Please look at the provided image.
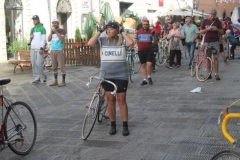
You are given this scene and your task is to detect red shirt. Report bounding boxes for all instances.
[201,18,223,43]
[155,21,161,34]
[135,29,153,51]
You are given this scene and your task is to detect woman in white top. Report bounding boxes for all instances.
[166,22,185,69]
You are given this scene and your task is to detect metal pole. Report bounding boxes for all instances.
[11,10,14,42]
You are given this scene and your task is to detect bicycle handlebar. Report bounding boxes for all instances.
[86,76,117,96]
[222,113,240,144]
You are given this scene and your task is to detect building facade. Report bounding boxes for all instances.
[0,0,237,63]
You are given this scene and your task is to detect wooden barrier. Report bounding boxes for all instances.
[63,39,100,66]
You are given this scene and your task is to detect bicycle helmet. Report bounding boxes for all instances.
[105,20,120,34]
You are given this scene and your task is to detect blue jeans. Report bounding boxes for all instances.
[186,42,196,66]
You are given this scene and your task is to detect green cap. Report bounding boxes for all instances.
[32,15,39,20]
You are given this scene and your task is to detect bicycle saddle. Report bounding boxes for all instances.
[0,78,11,86]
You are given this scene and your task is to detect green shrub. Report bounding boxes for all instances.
[75,27,81,42]
[8,38,31,57]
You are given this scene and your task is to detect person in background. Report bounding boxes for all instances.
[30,15,47,84]
[154,16,162,41]
[223,29,237,60]
[150,25,158,73]
[48,18,66,87]
[135,19,154,85]
[200,9,224,80]
[166,22,185,69]
[184,17,199,69]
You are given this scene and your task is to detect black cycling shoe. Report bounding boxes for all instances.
[148,77,153,85]
[109,125,116,135]
[122,126,130,136]
[140,80,148,86]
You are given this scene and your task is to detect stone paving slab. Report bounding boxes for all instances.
[1,52,240,159]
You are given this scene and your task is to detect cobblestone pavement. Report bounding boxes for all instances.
[1,51,240,160]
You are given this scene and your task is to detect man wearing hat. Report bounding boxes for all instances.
[30,15,47,84]
[48,18,66,87]
[200,9,224,80]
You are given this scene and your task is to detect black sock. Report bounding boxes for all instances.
[62,74,66,82]
[54,73,58,81]
[111,121,116,126]
[123,121,128,127]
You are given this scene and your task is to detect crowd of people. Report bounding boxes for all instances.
[28,8,240,137]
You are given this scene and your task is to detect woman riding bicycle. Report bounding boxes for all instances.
[88,20,134,136]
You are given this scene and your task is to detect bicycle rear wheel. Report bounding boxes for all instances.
[211,150,240,160]
[4,101,37,155]
[82,95,99,140]
[196,57,212,82]
[156,50,167,66]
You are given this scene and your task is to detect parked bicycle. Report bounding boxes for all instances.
[82,76,117,140]
[190,46,205,77]
[156,39,169,66]
[126,48,141,82]
[210,99,240,159]
[0,78,37,155]
[196,46,217,82]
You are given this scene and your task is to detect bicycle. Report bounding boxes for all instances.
[126,48,141,82]
[196,46,217,82]
[0,78,37,155]
[190,46,205,77]
[82,76,117,140]
[210,99,240,159]
[156,39,169,66]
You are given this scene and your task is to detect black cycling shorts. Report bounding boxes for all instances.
[138,50,154,64]
[102,79,128,93]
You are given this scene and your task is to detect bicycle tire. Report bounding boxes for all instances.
[133,53,141,74]
[156,50,167,66]
[190,61,197,77]
[211,150,240,160]
[196,57,212,82]
[97,92,107,123]
[4,101,37,155]
[82,95,99,140]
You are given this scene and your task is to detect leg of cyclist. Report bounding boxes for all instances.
[117,91,129,136]
[138,51,148,85]
[105,91,117,135]
[146,51,153,85]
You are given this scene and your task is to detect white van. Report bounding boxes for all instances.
[231,6,240,24]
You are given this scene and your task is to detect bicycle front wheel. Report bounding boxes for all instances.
[196,57,212,82]
[4,101,37,155]
[97,89,107,123]
[211,150,240,160]
[156,50,167,66]
[82,95,99,140]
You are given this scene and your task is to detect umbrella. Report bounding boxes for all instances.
[100,2,114,23]
[185,9,209,17]
[84,12,98,40]
[162,9,192,16]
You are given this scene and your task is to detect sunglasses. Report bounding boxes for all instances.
[143,24,149,26]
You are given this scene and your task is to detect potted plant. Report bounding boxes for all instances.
[8,38,31,59]
[73,27,82,47]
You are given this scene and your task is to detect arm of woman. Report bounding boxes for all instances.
[87,32,101,47]
[167,31,172,39]
[122,32,134,47]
